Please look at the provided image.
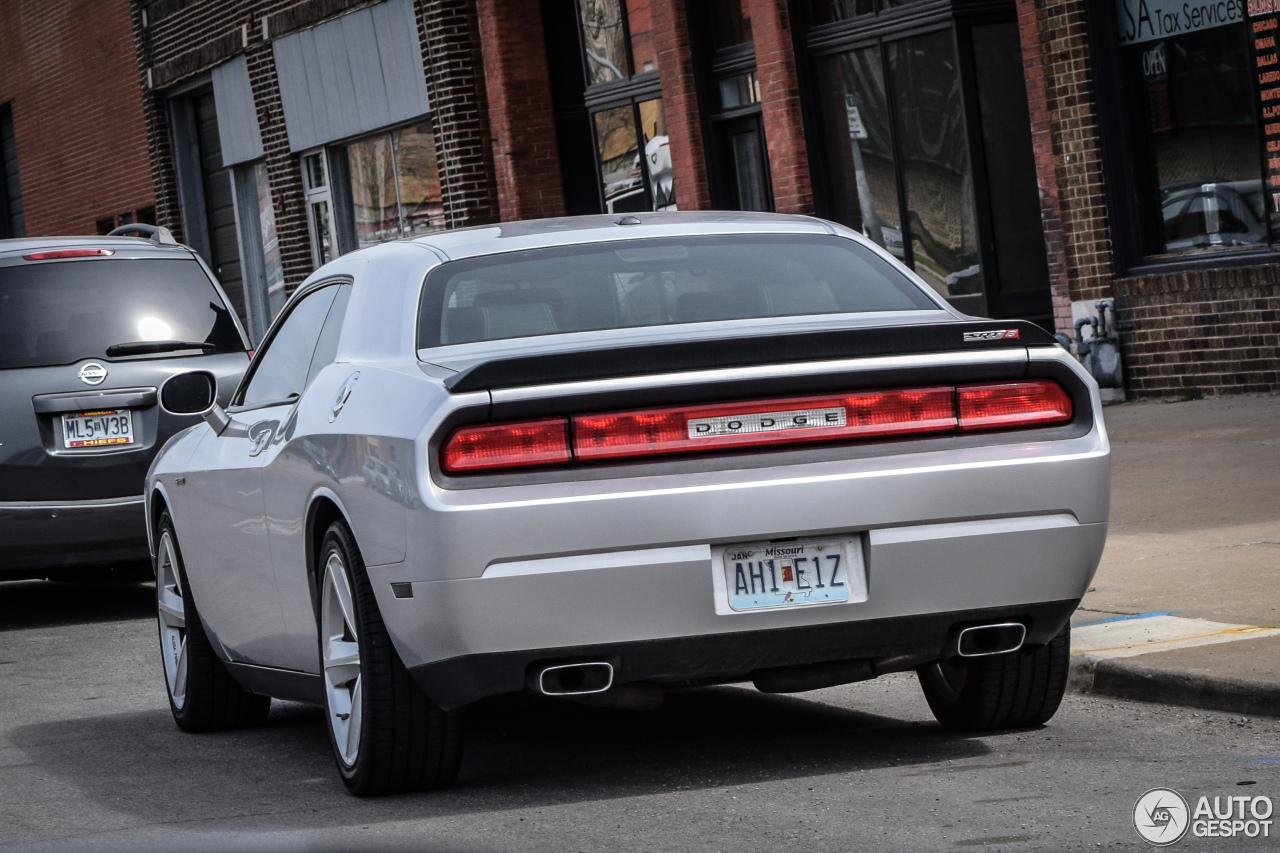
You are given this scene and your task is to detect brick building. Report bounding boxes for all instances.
[129,0,1279,395]
[0,0,156,240]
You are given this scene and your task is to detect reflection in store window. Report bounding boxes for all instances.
[816,47,904,258]
[719,71,761,109]
[347,133,399,248]
[1122,25,1267,255]
[595,106,644,212]
[640,99,676,210]
[253,161,286,321]
[888,33,981,300]
[343,123,445,250]
[579,0,629,84]
[393,123,445,238]
[595,100,677,212]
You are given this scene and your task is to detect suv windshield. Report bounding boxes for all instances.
[0,257,244,369]
[418,234,938,348]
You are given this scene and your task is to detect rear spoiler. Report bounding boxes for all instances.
[444,320,1058,393]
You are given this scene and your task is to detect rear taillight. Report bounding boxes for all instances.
[439,381,1073,474]
[574,387,956,461]
[22,248,115,260]
[441,418,571,473]
[957,380,1073,432]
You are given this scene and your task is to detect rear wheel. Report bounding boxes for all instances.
[155,512,271,732]
[917,623,1070,732]
[319,520,462,796]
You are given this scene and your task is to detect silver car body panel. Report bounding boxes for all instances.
[146,213,1109,702]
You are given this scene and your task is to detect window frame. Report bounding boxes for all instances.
[798,0,1055,323]
[230,277,352,412]
[300,119,445,264]
[1085,0,1280,276]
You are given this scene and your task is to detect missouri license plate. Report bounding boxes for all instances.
[712,535,867,614]
[62,409,135,448]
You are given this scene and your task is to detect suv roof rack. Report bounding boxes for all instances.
[107,223,180,247]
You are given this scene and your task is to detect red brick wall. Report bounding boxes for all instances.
[746,0,813,214]
[418,0,500,228]
[651,0,710,210]
[1114,269,1280,396]
[0,0,154,237]
[475,0,566,221]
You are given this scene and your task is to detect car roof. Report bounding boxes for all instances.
[406,211,838,261]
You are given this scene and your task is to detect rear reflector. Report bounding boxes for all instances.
[574,387,956,462]
[22,248,115,260]
[957,380,1073,432]
[440,381,1073,474]
[441,418,570,473]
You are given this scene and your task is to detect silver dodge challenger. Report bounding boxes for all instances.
[146,212,1109,796]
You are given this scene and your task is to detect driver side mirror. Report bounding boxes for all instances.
[160,371,230,434]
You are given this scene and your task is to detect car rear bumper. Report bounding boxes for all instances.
[371,512,1107,708]
[406,599,1080,710]
[0,496,149,575]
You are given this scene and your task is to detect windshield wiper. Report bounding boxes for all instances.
[105,340,217,357]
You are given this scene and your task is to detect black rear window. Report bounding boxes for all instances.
[418,234,938,348]
[0,257,243,369]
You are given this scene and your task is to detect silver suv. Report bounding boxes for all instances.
[0,226,251,581]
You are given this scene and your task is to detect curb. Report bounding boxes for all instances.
[1069,654,1280,718]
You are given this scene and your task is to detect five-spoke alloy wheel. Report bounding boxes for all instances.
[322,548,363,768]
[156,525,189,710]
[318,520,462,796]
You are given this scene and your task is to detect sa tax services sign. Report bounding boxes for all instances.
[1117,0,1245,44]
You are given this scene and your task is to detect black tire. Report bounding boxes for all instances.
[318,520,462,796]
[917,622,1070,732]
[155,511,271,732]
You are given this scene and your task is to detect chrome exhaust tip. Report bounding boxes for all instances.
[536,662,615,696]
[956,623,1027,657]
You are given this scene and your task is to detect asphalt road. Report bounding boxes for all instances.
[1,579,1278,852]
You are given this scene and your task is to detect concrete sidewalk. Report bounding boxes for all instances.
[1067,392,1280,716]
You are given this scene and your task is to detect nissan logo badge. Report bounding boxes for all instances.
[79,362,108,385]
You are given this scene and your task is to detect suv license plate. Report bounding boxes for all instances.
[713,536,866,613]
[62,409,135,448]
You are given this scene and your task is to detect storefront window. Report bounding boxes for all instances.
[595,105,644,212]
[816,47,903,258]
[343,122,445,250]
[1117,11,1267,257]
[579,0,630,83]
[711,0,752,48]
[347,133,400,248]
[391,123,444,238]
[888,33,981,297]
[719,71,761,110]
[640,99,676,209]
[253,161,286,322]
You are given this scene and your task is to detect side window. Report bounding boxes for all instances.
[306,284,352,387]
[239,286,338,408]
